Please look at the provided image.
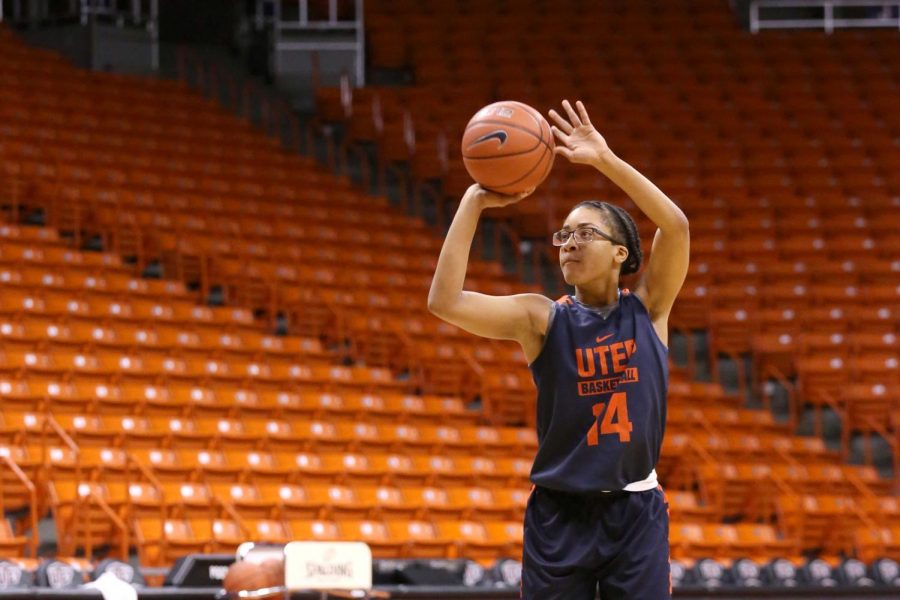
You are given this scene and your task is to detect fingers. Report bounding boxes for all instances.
[553,146,574,161]
[498,187,535,206]
[551,126,574,161]
[547,109,573,135]
[561,99,583,128]
[516,186,537,199]
[475,184,533,205]
[575,100,592,127]
[502,187,535,202]
[550,125,569,145]
[551,100,587,134]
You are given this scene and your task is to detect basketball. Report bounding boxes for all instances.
[259,558,285,588]
[222,560,271,593]
[461,100,555,195]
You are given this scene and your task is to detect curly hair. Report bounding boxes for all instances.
[573,200,643,276]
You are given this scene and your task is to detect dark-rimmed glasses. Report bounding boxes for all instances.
[552,226,625,247]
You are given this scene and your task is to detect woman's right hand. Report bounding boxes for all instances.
[464,183,535,210]
[548,100,613,168]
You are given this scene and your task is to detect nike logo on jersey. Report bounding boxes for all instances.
[596,334,614,344]
[471,130,508,147]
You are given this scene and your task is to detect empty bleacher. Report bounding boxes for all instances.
[0,0,898,584]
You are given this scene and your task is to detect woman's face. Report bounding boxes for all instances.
[557,206,628,286]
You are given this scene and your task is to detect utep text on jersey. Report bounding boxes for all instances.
[528,290,668,493]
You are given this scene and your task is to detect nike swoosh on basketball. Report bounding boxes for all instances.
[470,130,508,147]
[596,334,614,344]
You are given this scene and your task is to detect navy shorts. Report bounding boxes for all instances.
[522,485,671,600]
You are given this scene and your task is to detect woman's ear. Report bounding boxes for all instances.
[615,245,629,266]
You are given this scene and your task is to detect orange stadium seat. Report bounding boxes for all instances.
[246,518,293,545]
[434,520,517,561]
[325,452,388,487]
[445,487,510,521]
[400,487,459,521]
[854,526,900,563]
[207,482,276,520]
[366,453,424,488]
[733,523,797,562]
[134,518,208,567]
[385,519,451,559]
[696,462,774,521]
[47,481,116,554]
[287,519,340,543]
[669,523,704,561]
[303,484,372,520]
[667,491,717,524]
[341,520,404,557]
[0,519,28,556]
[859,496,900,528]
[777,494,861,554]
[255,484,316,520]
[124,482,165,521]
[359,486,418,520]
[193,518,247,554]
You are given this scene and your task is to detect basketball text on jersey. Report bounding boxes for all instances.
[574,337,639,396]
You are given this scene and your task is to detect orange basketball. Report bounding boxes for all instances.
[461,100,555,195]
[259,558,284,588]
[223,561,271,593]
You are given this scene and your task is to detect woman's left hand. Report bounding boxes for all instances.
[548,100,614,167]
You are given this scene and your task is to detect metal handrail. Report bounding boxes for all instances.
[68,485,130,559]
[78,0,158,26]
[40,414,82,480]
[0,455,38,557]
[266,0,366,85]
[856,416,899,485]
[761,365,798,430]
[750,0,900,33]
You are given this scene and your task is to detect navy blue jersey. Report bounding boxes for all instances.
[528,290,668,493]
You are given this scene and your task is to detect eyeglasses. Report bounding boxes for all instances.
[552,225,625,247]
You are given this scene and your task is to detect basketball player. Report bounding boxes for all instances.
[428,100,689,599]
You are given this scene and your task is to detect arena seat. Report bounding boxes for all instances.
[0,520,28,556]
[255,483,314,520]
[385,519,451,558]
[246,518,293,545]
[435,520,516,562]
[340,520,404,558]
[286,519,340,543]
[133,518,208,567]
[776,494,863,555]
[667,490,718,524]
[359,485,420,520]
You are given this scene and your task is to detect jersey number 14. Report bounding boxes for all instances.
[587,392,633,445]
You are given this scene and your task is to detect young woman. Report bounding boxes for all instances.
[428,100,689,599]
